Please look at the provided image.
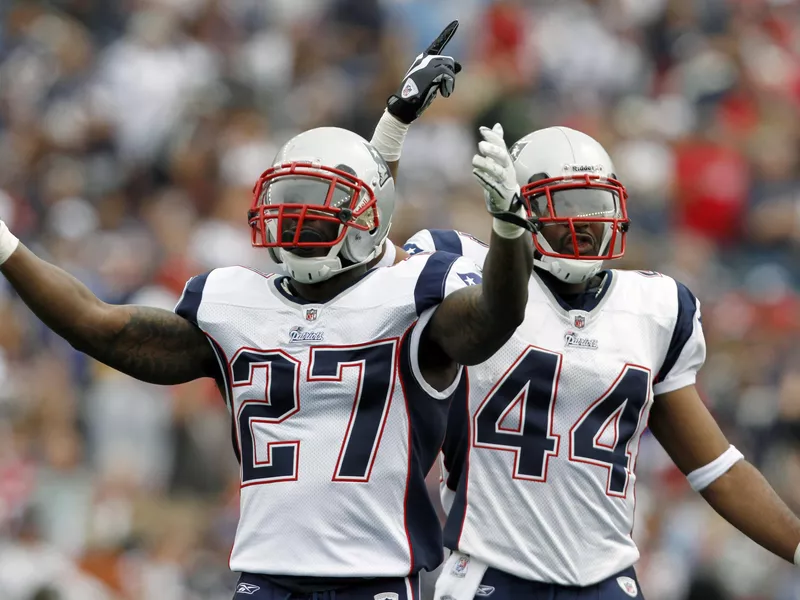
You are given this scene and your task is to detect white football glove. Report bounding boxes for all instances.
[472,123,529,239]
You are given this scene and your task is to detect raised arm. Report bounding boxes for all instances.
[370,21,461,181]
[0,236,216,385]
[423,123,533,366]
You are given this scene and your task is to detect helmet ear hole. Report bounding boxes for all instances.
[528,172,548,185]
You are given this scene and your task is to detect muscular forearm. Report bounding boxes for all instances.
[701,460,800,564]
[481,230,532,331]
[1,244,213,384]
[430,232,531,365]
[2,244,110,345]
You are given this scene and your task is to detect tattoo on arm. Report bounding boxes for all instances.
[1,244,216,385]
[426,232,532,366]
[424,286,511,365]
[83,306,217,385]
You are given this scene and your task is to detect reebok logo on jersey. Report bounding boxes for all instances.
[616,576,638,597]
[374,594,399,600]
[401,78,419,98]
[564,331,598,350]
[236,583,261,595]
[289,326,324,343]
[476,585,495,596]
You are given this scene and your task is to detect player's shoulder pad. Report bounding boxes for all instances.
[404,228,489,267]
[174,266,277,324]
[392,251,481,316]
[611,269,700,322]
[403,228,464,256]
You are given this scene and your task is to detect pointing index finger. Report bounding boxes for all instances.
[424,20,459,56]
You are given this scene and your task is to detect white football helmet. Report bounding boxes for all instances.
[510,127,630,283]
[249,127,395,283]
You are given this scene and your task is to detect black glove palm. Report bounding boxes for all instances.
[387,21,462,125]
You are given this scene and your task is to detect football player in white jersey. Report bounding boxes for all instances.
[403,127,800,600]
[0,98,539,600]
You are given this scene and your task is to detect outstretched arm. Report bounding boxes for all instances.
[422,123,533,367]
[650,384,800,565]
[1,241,216,385]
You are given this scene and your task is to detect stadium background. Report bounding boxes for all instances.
[0,0,799,598]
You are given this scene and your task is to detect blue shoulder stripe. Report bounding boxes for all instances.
[413,252,460,316]
[656,282,697,384]
[174,272,211,326]
[429,229,463,256]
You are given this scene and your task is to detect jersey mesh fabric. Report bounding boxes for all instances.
[441,267,705,586]
[182,254,479,578]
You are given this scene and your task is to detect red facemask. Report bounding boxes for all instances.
[521,173,630,261]
[249,162,379,249]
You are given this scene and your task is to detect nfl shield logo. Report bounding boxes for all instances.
[573,314,586,329]
[452,555,469,578]
[304,308,318,322]
[616,576,638,597]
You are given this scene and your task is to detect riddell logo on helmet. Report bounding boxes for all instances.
[567,164,604,173]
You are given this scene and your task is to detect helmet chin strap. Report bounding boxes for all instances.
[279,232,385,284]
[534,225,613,284]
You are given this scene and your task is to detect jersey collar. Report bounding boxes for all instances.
[534,269,615,315]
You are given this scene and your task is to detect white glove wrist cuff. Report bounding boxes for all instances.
[794,543,800,566]
[492,206,527,239]
[370,110,410,163]
[0,220,19,265]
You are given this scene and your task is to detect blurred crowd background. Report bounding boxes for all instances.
[0,0,799,598]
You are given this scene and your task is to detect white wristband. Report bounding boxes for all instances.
[686,444,744,492]
[492,206,527,239]
[0,220,20,266]
[369,110,410,163]
[794,543,800,566]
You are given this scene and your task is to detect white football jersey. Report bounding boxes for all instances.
[173,252,482,578]
[405,229,705,586]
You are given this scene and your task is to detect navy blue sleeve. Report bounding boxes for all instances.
[655,282,697,384]
[174,272,231,408]
[174,273,211,326]
[413,252,460,316]
[428,229,463,255]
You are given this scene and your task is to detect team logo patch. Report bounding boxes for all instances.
[404,243,423,255]
[289,326,324,343]
[564,331,598,350]
[374,594,399,600]
[509,141,528,161]
[236,582,261,595]
[304,308,318,322]
[476,585,495,596]
[363,142,391,186]
[451,555,470,578]
[401,77,419,99]
[616,576,638,597]
[458,272,482,286]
